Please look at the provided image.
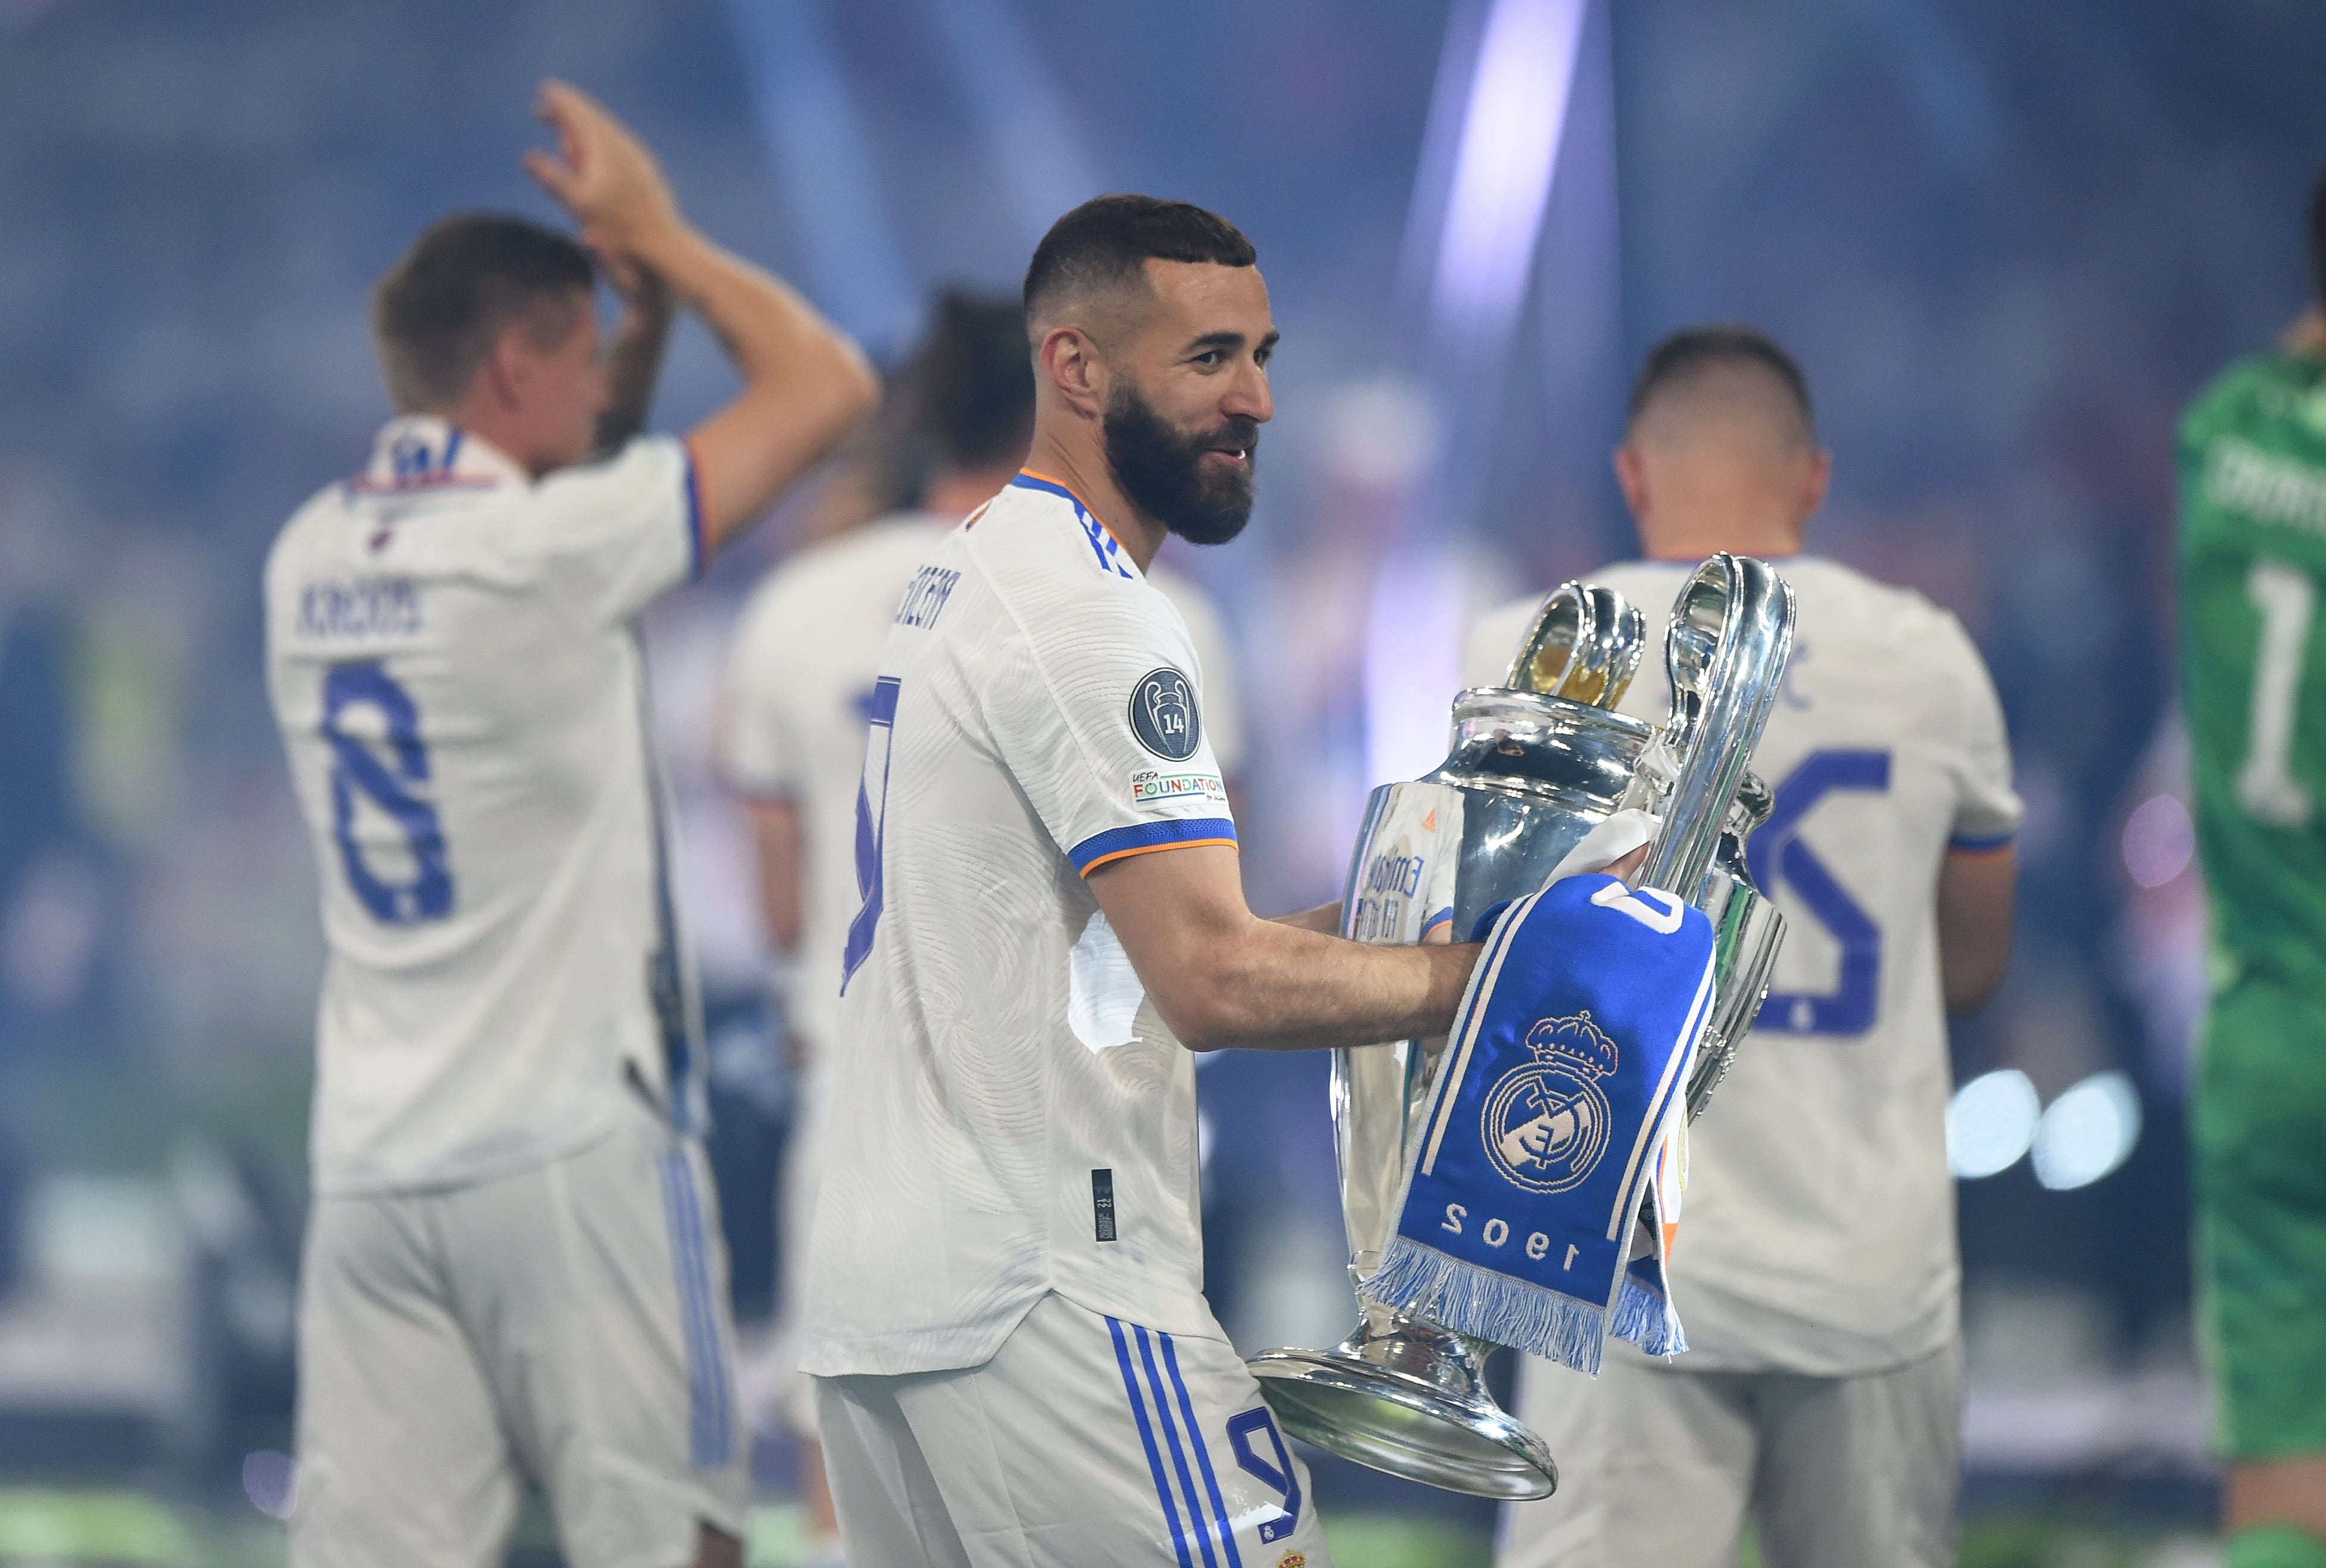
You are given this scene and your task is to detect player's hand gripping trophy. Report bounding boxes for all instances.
[1246,554,1796,1498]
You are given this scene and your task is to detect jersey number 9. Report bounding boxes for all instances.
[841,677,902,991]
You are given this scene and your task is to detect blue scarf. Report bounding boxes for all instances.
[1364,873,1716,1374]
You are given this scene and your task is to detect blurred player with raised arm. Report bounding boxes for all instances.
[263,83,875,1568]
[720,286,1245,1566]
[1470,328,2021,1568]
[801,195,1507,1567]
[2178,169,2326,1568]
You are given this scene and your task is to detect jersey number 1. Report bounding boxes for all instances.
[2238,559,2316,828]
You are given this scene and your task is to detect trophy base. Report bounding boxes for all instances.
[1246,1322,1557,1500]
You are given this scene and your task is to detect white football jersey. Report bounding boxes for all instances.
[266,417,704,1196]
[722,512,1245,1056]
[1465,556,2023,1373]
[800,474,1237,1377]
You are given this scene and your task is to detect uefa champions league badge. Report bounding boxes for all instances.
[1128,666,1201,760]
[1482,1012,1619,1195]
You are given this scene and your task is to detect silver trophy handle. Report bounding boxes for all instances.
[1505,581,1649,710]
[1246,559,1792,1501]
[1639,554,1797,900]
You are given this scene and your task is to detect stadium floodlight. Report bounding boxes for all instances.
[2031,1071,2143,1191]
[1945,1068,2040,1179]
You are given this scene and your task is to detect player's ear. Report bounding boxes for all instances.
[1612,440,1650,520]
[478,324,532,412]
[1037,324,1108,421]
[1800,446,1833,520]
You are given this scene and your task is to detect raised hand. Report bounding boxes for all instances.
[521,79,682,259]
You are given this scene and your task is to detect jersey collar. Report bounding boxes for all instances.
[353,416,527,495]
[1010,469,1139,581]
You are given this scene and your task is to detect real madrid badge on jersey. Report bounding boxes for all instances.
[1247,558,1797,1501]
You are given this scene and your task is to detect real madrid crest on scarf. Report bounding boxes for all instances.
[1488,1013,1620,1196]
[1364,873,1717,1376]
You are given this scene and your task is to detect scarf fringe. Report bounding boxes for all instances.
[1368,1236,1613,1375]
[1611,1275,1688,1357]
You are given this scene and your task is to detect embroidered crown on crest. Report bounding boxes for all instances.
[1524,1011,1619,1080]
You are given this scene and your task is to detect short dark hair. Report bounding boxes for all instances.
[909,289,1035,473]
[2309,166,2326,309]
[372,213,596,412]
[1629,325,1814,437]
[1022,194,1256,328]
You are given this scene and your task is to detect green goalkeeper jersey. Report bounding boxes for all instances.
[2180,351,2326,995]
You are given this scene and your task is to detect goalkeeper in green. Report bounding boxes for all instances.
[2181,168,2326,1568]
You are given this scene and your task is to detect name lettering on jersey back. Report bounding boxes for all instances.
[298,578,422,639]
[2207,437,2326,538]
[894,565,962,630]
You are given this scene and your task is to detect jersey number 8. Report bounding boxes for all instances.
[322,661,454,925]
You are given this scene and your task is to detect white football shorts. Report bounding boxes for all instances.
[816,1290,1333,1568]
[740,1061,828,1440]
[290,1106,749,1568]
[1496,1340,1962,1568]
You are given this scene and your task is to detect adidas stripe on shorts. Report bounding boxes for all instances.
[816,1290,1332,1568]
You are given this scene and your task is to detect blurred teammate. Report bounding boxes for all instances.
[720,288,1244,1562]
[2178,171,2326,1568]
[263,82,875,1568]
[1469,327,2021,1568]
[801,195,1507,1567]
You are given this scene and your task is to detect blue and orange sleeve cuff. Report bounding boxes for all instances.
[1948,829,2016,856]
[1070,816,1239,876]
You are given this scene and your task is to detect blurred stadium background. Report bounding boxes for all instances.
[3,0,2323,1561]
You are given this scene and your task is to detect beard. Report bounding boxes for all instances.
[1103,379,1259,547]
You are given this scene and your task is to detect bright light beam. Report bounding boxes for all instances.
[721,0,917,346]
[1428,0,1589,350]
[1363,0,1593,790]
[921,0,1105,255]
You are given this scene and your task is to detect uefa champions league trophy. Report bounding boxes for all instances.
[1245,554,1797,1500]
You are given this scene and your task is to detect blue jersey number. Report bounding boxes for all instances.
[1226,1407,1303,1544]
[321,661,454,925]
[1746,749,1890,1036]
[840,677,902,992]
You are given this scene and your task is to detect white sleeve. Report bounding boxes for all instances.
[1940,615,2025,852]
[1152,572,1246,777]
[514,435,700,625]
[986,585,1237,877]
[720,575,806,800]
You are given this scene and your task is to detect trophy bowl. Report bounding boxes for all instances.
[1247,556,1796,1500]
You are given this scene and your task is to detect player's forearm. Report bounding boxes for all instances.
[595,284,675,452]
[638,222,858,392]
[634,221,880,541]
[744,799,806,953]
[1271,902,1342,934]
[1937,847,2015,1014]
[1162,918,1480,1055]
